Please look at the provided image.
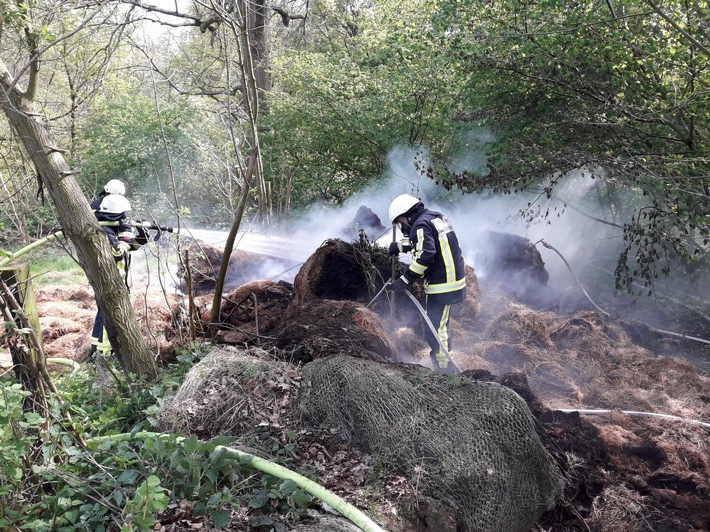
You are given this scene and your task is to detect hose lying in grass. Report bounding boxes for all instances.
[87,431,387,532]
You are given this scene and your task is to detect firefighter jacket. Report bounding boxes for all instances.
[94,209,140,261]
[402,203,467,304]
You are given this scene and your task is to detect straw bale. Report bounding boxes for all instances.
[35,285,95,305]
[44,332,91,361]
[40,316,87,339]
[475,230,549,286]
[290,238,393,308]
[38,300,95,322]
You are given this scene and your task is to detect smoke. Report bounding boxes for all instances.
[190,145,626,298]
[159,143,653,311]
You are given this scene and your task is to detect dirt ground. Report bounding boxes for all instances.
[2,244,709,532]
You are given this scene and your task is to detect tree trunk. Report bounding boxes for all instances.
[0,60,157,379]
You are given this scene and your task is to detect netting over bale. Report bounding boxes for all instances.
[157,346,301,439]
[298,356,563,532]
[275,299,396,364]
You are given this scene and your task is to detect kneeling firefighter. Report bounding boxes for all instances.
[90,190,149,357]
[387,194,467,374]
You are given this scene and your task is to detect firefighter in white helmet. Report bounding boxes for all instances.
[89,179,126,211]
[387,194,467,374]
[89,188,147,358]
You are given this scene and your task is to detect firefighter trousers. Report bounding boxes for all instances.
[424,295,455,372]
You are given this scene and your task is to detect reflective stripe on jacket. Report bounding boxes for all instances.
[403,205,466,297]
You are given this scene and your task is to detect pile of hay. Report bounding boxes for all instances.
[474,307,710,420]
[157,346,301,439]
[275,299,395,364]
[214,280,293,344]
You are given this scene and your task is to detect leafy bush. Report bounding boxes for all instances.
[0,349,315,531]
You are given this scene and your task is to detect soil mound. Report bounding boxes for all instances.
[275,299,395,364]
[213,280,293,344]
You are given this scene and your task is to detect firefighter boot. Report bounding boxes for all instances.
[431,351,458,375]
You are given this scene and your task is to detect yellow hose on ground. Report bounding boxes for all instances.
[87,431,387,532]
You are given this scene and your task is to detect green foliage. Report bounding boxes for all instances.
[0,346,316,531]
[0,382,39,529]
[429,0,709,291]
[30,251,85,286]
[74,89,185,199]
[262,0,467,208]
[123,475,170,530]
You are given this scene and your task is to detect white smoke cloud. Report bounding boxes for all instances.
[182,145,626,294]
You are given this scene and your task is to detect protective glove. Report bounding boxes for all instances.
[388,239,412,255]
[388,242,401,255]
[135,225,150,246]
[117,241,131,255]
[389,276,409,294]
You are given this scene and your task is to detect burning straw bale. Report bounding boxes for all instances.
[178,242,270,294]
[157,346,301,439]
[215,280,293,344]
[298,355,563,532]
[275,299,395,364]
[290,238,392,307]
[474,230,549,287]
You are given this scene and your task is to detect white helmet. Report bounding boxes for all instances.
[388,194,421,223]
[103,179,125,195]
[99,194,132,214]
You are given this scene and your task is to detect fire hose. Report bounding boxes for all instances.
[367,281,461,374]
[0,221,178,268]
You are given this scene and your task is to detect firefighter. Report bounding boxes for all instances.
[90,179,126,211]
[90,192,148,357]
[387,194,467,374]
